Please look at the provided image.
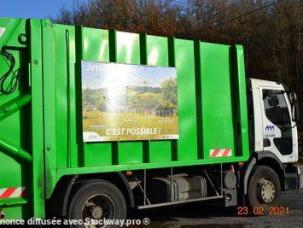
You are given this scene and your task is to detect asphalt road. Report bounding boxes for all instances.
[133,190,303,228]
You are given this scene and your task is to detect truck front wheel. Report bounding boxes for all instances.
[247,165,281,210]
[68,180,127,227]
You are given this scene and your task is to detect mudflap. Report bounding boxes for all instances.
[285,165,302,190]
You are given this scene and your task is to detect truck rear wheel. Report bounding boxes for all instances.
[247,165,281,210]
[68,180,127,227]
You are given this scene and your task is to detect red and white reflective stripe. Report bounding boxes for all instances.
[0,187,25,199]
[210,148,232,158]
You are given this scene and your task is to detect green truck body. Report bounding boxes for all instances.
[0,18,299,223]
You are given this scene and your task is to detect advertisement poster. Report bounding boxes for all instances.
[81,61,178,142]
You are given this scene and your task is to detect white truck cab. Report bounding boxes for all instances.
[250,79,298,163]
[240,79,301,208]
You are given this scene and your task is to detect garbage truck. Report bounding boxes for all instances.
[0,18,301,224]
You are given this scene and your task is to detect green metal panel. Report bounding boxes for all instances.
[82,27,109,62]
[53,24,69,169]
[81,27,113,167]
[42,20,57,197]
[234,45,250,157]
[30,19,45,218]
[145,35,172,163]
[0,18,251,219]
[174,39,199,160]
[52,24,78,171]
[116,31,140,64]
[200,42,235,159]
[115,31,143,165]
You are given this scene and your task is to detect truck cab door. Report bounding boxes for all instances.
[260,88,298,163]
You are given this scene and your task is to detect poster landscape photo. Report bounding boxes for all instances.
[82,61,179,142]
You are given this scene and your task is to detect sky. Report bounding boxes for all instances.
[0,0,87,20]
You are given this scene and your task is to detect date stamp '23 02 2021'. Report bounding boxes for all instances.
[237,206,290,216]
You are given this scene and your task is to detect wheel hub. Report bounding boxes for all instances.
[82,194,115,227]
[91,206,103,219]
[258,179,276,203]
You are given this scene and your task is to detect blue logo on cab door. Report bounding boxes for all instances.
[265,125,274,131]
[264,125,275,137]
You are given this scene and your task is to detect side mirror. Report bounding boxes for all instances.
[290,92,299,122]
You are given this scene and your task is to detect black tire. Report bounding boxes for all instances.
[68,179,127,227]
[247,165,281,210]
